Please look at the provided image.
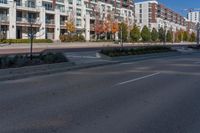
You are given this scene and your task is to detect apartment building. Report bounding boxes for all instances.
[135,0,187,33]
[188,11,200,23]
[84,0,135,40]
[0,0,134,41]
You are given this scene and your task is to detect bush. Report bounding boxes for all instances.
[0,39,53,43]
[100,46,173,57]
[60,34,85,42]
[130,24,141,42]
[151,28,159,42]
[0,52,68,69]
[141,26,151,42]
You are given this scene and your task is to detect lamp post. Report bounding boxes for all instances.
[164,23,167,45]
[118,14,124,48]
[197,22,200,46]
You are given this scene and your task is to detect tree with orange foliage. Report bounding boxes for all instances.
[94,20,104,40]
[66,11,75,33]
[111,21,119,40]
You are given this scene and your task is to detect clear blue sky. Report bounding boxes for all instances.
[135,0,200,17]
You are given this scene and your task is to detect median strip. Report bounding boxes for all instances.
[115,72,160,86]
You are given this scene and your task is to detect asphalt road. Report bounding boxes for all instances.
[1,53,200,133]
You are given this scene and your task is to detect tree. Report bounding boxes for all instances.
[158,27,165,42]
[183,31,189,42]
[111,21,119,40]
[130,24,140,42]
[118,22,128,42]
[190,32,196,42]
[66,11,75,34]
[66,21,75,33]
[151,28,158,42]
[141,25,151,42]
[166,30,173,42]
[178,30,183,42]
[175,31,180,42]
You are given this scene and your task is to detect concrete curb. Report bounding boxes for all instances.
[0,51,190,81]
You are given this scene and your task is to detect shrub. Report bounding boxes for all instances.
[141,26,151,42]
[130,24,141,42]
[60,34,85,42]
[158,27,165,42]
[118,22,128,42]
[100,46,172,57]
[0,52,68,69]
[166,30,173,42]
[151,28,159,42]
[0,39,53,43]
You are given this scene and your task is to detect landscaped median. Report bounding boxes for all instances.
[0,52,76,81]
[0,52,68,69]
[97,46,176,60]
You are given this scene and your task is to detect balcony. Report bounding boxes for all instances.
[57,0,64,3]
[0,15,8,22]
[46,20,55,24]
[0,0,7,4]
[60,21,66,25]
[17,17,38,23]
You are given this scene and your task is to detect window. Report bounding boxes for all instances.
[42,2,53,11]
[0,0,7,4]
[56,4,65,12]
[76,0,81,6]
[76,9,81,16]
[68,0,73,5]
[76,18,81,26]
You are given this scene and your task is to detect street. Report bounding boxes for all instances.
[1,52,200,133]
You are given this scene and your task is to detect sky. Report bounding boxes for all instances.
[135,0,200,17]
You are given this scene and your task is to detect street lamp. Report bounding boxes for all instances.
[197,22,200,46]
[164,22,167,45]
[119,14,124,48]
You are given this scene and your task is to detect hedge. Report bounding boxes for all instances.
[60,35,85,42]
[100,46,173,57]
[0,39,53,43]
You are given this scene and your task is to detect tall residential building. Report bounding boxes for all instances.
[0,0,134,41]
[85,0,135,40]
[188,11,200,23]
[135,0,187,32]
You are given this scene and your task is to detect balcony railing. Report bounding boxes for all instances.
[60,21,66,25]
[16,17,39,23]
[17,2,36,9]
[0,15,8,22]
[46,20,55,24]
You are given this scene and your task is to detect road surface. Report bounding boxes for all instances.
[1,53,200,133]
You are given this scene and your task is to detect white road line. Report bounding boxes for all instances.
[115,72,160,86]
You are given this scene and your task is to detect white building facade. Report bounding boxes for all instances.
[0,0,134,41]
[188,11,200,23]
[135,0,187,32]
